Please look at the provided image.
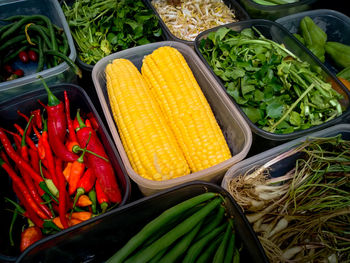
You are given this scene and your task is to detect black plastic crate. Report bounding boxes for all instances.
[194,19,350,155]
[15,181,268,263]
[0,84,131,262]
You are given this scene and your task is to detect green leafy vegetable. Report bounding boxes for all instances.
[199,27,344,134]
[62,0,163,65]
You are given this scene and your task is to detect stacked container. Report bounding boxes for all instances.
[0,0,77,102]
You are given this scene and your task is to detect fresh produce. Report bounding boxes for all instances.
[0,15,81,82]
[198,26,343,134]
[252,0,299,5]
[227,136,350,262]
[292,16,350,83]
[105,46,231,180]
[107,192,241,263]
[151,0,238,41]
[300,16,327,62]
[325,41,350,69]
[0,80,122,252]
[62,0,163,65]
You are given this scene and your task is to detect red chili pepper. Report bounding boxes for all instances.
[0,129,43,184]
[0,150,10,165]
[10,186,44,228]
[31,109,42,130]
[66,140,80,153]
[0,157,48,220]
[40,77,78,162]
[20,226,43,252]
[85,119,92,128]
[87,112,99,130]
[64,90,78,143]
[73,117,79,131]
[75,110,122,204]
[18,165,52,219]
[17,110,33,135]
[1,128,22,154]
[13,123,37,152]
[95,180,108,213]
[40,118,58,188]
[55,158,69,229]
[29,148,40,173]
[20,115,34,162]
[72,168,96,209]
[68,133,91,196]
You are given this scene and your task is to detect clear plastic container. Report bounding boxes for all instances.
[0,84,131,262]
[238,0,318,20]
[15,182,269,263]
[0,0,77,103]
[194,19,350,155]
[221,123,350,193]
[147,0,250,47]
[92,41,252,196]
[276,9,350,74]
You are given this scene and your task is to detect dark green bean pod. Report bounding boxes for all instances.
[224,229,236,263]
[183,222,227,263]
[197,234,224,263]
[27,24,52,49]
[106,192,218,263]
[159,220,203,263]
[44,50,81,78]
[195,205,225,241]
[213,222,233,263]
[0,34,26,52]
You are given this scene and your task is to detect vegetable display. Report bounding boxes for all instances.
[107,192,241,263]
[151,0,238,41]
[0,80,122,252]
[227,135,350,262]
[105,46,231,181]
[62,0,163,65]
[198,26,344,134]
[0,15,81,82]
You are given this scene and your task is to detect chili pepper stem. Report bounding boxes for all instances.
[38,76,60,106]
[72,145,109,162]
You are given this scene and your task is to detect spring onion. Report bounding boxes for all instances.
[228,135,350,262]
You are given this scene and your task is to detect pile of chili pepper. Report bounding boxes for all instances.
[0,79,122,252]
[0,14,81,82]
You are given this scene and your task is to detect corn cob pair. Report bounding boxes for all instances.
[106,46,231,181]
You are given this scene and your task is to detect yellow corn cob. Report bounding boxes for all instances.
[141,46,232,173]
[105,58,190,181]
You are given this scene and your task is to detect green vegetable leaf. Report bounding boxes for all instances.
[266,99,284,119]
[289,111,301,127]
[242,107,263,123]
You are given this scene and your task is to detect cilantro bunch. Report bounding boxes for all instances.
[63,0,163,65]
[199,27,343,134]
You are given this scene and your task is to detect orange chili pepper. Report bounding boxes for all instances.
[76,194,92,207]
[68,133,91,195]
[70,211,92,221]
[63,162,72,182]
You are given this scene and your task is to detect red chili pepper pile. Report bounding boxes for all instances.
[0,80,122,252]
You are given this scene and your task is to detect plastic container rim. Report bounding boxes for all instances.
[240,0,317,11]
[0,0,77,90]
[275,8,350,24]
[92,40,252,192]
[194,18,350,141]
